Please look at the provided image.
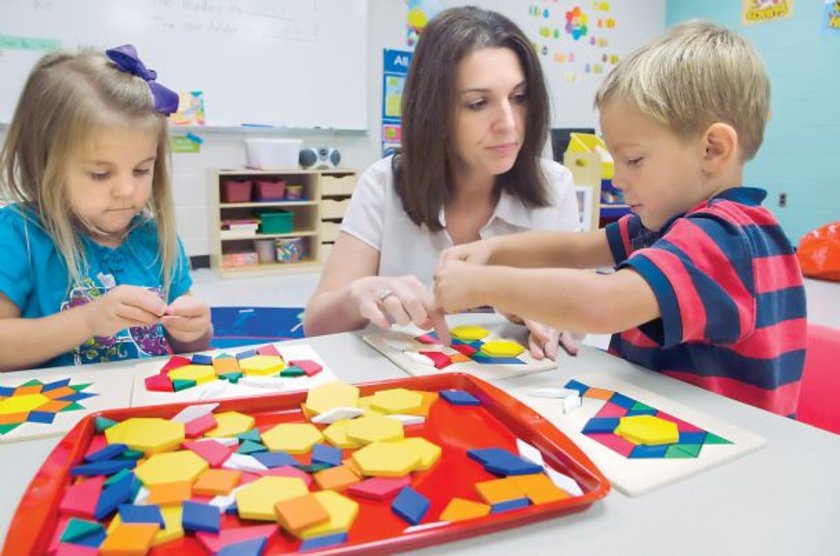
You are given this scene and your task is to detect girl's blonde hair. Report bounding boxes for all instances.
[594,20,770,161]
[0,50,180,296]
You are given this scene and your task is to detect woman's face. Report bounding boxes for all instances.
[451,47,528,182]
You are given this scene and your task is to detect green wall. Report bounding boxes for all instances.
[666,0,839,243]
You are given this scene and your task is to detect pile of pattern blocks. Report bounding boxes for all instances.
[49,380,580,554]
[144,344,323,393]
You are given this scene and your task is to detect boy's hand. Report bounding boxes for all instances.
[161,295,212,343]
[433,260,484,313]
[524,319,580,360]
[85,285,166,338]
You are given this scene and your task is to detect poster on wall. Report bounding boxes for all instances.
[381,49,412,156]
[823,1,840,35]
[742,0,794,25]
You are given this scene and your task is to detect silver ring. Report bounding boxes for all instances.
[377,288,395,302]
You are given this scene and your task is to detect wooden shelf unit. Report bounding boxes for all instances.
[208,168,357,277]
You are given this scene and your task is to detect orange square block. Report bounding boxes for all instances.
[193,468,242,496]
[146,481,192,506]
[313,465,361,491]
[99,523,160,555]
[474,478,525,504]
[508,473,570,505]
[275,493,330,535]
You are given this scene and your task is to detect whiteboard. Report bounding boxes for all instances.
[0,0,367,130]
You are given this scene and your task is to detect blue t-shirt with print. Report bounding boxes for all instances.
[0,205,193,368]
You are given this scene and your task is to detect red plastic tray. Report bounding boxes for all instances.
[5,373,610,555]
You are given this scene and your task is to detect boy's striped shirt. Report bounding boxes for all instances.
[605,187,806,416]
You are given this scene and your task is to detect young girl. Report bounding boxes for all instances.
[0,45,212,371]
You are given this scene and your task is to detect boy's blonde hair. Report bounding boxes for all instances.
[594,20,770,160]
[0,50,180,296]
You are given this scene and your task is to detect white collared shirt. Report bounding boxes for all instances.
[340,156,579,288]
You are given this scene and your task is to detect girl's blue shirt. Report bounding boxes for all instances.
[0,204,192,367]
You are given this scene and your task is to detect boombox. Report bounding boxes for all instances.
[299,146,341,169]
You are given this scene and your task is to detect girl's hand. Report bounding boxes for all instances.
[525,319,581,360]
[85,285,166,338]
[352,275,449,343]
[161,295,212,343]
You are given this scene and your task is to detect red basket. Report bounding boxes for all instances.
[221,180,253,203]
[255,179,287,202]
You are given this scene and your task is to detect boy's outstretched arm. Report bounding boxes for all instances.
[440,229,615,270]
[435,263,660,335]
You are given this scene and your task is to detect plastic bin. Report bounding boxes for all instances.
[245,138,302,169]
[254,238,277,263]
[257,210,294,234]
[221,180,253,203]
[255,179,286,201]
[276,237,305,263]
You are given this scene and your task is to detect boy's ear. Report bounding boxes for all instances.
[702,123,738,172]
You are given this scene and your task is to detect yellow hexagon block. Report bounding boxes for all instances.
[357,396,385,416]
[299,491,359,539]
[400,437,441,470]
[480,340,525,357]
[615,415,679,446]
[238,355,285,376]
[205,411,255,438]
[450,325,489,341]
[167,364,216,384]
[370,388,423,414]
[104,418,185,454]
[135,450,208,486]
[235,476,309,521]
[352,441,421,477]
[305,381,360,415]
[346,415,404,445]
[261,423,323,454]
[322,420,363,449]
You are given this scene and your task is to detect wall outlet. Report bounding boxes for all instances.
[778,192,787,208]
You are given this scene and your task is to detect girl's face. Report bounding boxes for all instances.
[66,125,158,247]
[451,47,527,183]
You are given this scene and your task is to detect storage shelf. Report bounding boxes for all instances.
[218,259,322,277]
[220,230,318,241]
[220,201,318,208]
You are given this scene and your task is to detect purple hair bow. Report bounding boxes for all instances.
[105,44,179,116]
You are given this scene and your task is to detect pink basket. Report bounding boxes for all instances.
[221,180,253,203]
[255,179,287,201]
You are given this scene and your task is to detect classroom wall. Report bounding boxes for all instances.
[667,1,840,244]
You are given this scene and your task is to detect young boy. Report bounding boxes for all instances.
[434,20,806,416]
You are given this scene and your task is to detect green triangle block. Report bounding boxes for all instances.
[70,383,93,392]
[664,445,695,459]
[671,443,703,458]
[94,416,118,432]
[280,366,305,377]
[60,402,86,412]
[220,372,243,383]
[0,423,21,435]
[60,518,103,543]
[631,401,656,412]
[295,463,331,473]
[119,449,144,460]
[172,379,197,392]
[237,440,267,454]
[21,379,44,387]
[238,429,261,443]
[216,352,234,359]
[104,468,132,486]
[704,432,732,445]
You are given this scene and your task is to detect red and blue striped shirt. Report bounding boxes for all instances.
[605,187,806,416]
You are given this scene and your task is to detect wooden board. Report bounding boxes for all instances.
[363,324,556,382]
[509,372,766,496]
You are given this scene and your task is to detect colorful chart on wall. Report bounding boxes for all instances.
[130,342,338,407]
[0,368,130,443]
[363,324,556,382]
[509,373,766,496]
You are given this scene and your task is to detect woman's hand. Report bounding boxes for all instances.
[352,275,449,343]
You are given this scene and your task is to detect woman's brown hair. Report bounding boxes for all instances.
[394,6,551,231]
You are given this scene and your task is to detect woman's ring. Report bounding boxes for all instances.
[377,288,396,302]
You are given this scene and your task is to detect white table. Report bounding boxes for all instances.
[2,319,838,555]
